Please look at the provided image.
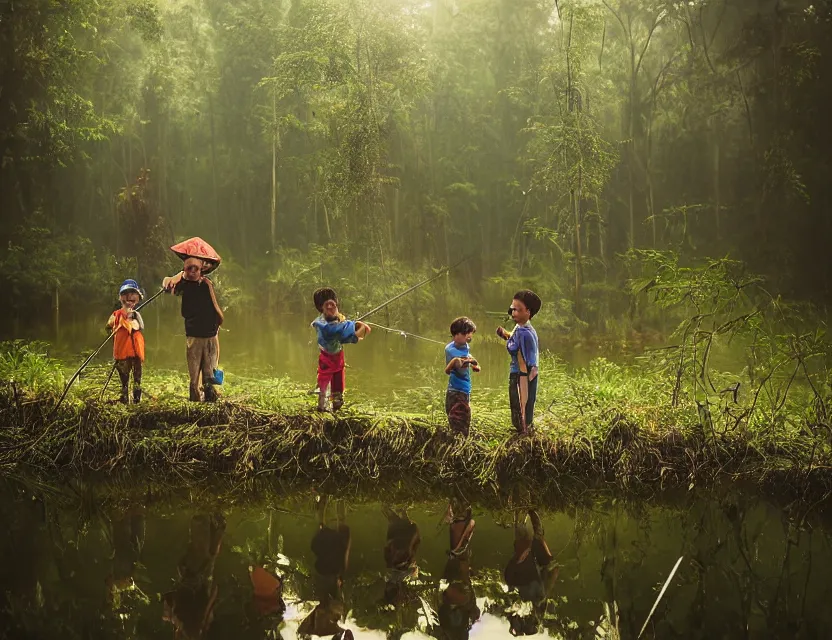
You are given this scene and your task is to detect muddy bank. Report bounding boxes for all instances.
[2,388,830,505]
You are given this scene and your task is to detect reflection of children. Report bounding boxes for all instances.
[249,566,285,618]
[503,509,558,636]
[438,499,479,640]
[382,506,421,605]
[162,258,224,402]
[299,495,352,637]
[162,513,225,640]
[105,504,146,610]
[107,279,145,404]
[444,317,481,437]
[496,290,541,435]
[311,288,371,412]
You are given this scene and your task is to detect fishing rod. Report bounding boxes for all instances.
[355,254,471,322]
[98,360,118,401]
[364,321,446,346]
[53,287,166,413]
[99,286,171,401]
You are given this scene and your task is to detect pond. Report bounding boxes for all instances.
[22,305,617,401]
[1,481,829,639]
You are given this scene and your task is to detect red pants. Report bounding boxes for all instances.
[317,350,345,393]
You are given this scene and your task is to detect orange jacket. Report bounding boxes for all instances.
[111,310,145,361]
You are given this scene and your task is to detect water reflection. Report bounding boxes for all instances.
[106,502,148,614]
[298,496,352,638]
[0,483,830,639]
[503,510,558,636]
[382,505,420,608]
[162,513,225,639]
[438,499,479,640]
[250,566,285,618]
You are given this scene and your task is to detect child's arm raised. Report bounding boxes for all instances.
[162,271,184,292]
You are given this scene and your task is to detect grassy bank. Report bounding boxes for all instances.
[1,341,830,503]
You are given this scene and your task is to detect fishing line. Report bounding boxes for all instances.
[364,321,445,346]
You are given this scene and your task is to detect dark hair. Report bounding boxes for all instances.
[313,288,338,312]
[512,290,542,319]
[450,316,477,336]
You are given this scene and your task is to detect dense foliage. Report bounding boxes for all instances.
[2,0,831,325]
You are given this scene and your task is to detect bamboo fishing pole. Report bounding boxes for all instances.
[98,362,118,401]
[53,287,166,413]
[355,254,471,322]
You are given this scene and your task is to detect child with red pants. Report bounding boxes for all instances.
[311,288,371,412]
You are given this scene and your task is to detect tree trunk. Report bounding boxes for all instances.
[393,186,400,254]
[647,118,656,247]
[54,286,60,341]
[241,183,250,268]
[596,195,606,277]
[574,166,583,318]
[208,93,220,240]
[628,69,636,249]
[424,111,437,261]
[128,135,133,183]
[312,183,319,244]
[713,119,721,241]
[443,218,451,271]
[160,112,170,234]
[322,202,332,242]
[270,91,278,250]
[185,131,192,224]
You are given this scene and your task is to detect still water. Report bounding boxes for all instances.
[1,482,829,639]
[31,305,607,398]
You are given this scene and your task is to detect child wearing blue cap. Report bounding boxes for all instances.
[107,279,146,404]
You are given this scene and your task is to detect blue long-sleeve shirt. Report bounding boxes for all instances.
[507,324,538,374]
[311,314,358,354]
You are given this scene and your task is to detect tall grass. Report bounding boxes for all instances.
[0,341,65,394]
[0,344,830,505]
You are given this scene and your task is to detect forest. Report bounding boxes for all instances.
[2,0,831,330]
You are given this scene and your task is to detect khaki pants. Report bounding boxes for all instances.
[186,336,219,401]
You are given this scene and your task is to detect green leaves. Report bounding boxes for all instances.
[0,341,65,394]
[126,0,163,43]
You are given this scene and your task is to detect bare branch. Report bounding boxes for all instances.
[601,0,629,39]
[635,10,668,78]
